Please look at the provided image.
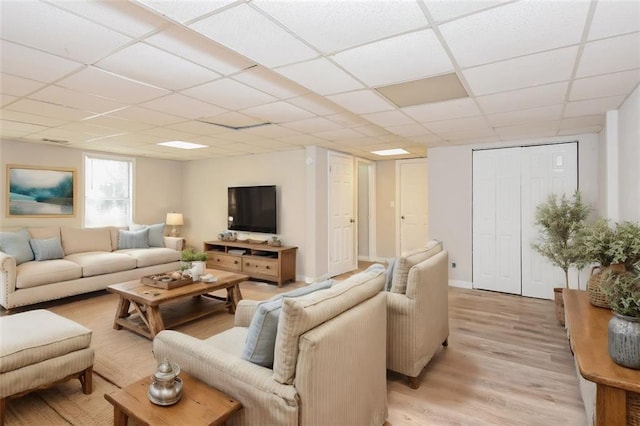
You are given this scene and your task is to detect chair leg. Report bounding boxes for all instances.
[443,337,449,347]
[407,375,420,389]
[79,366,93,394]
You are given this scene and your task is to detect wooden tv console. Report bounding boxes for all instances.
[203,240,297,286]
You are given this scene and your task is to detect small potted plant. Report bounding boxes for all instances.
[602,267,640,369]
[532,191,590,325]
[181,248,208,273]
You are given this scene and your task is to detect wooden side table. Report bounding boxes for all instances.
[104,372,241,426]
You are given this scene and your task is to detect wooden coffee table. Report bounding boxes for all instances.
[107,269,248,339]
[104,371,241,426]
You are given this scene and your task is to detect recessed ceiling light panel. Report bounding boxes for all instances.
[375,73,469,108]
[157,141,207,150]
[371,148,409,156]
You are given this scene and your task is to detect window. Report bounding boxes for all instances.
[84,154,133,227]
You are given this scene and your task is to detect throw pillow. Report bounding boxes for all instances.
[130,223,165,247]
[241,279,333,368]
[391,240,442,294]
[30,237,64,261]
[385,258,396,291]
[118,228,149,249]
[0,229,34,265]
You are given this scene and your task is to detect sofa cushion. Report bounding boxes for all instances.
[0,230,34,265]
[30,237,64,261]
[390,240,442,294]
[15,260,82,289]
[118,228,149,250]
[27,227,60,240]
[116,247,180,267]
[130,223,165,247]
[60,227,112,255]
[0,309,92,373]
[64,252,137,277]
[241,280,333,368]
[273,269,385,384]
[107,226,126,251]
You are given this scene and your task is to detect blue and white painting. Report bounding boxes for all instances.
[8,166,75,216]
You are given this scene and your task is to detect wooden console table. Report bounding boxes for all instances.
[204,240,297,286]
[564,289,640,426]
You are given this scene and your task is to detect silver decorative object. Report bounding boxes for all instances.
[608,313,640,370]
[148,359,183,406]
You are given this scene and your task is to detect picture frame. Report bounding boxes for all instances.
[6,164,77,218]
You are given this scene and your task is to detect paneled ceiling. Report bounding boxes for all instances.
[1,0,639,161]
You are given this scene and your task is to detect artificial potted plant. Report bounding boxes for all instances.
[602,267,640,369]
[581,220,640,307]
[181,248,208,275]
[531,191,590,325]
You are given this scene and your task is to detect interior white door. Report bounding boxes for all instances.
[328,152,356,277]
[397,159,429,255]
[472,148,522,294]
[521,143,578,299]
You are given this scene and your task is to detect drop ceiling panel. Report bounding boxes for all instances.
[253,0,428,54]
[559,115,604,131]
[201,111,265,128]
[57,67,171,103]
[282,117,343,133]
[385,124,433,137]
[0,95,18,108]
[276,58,364,96]
[144,26,254,76]
[588,0,640,40]
[96,43,220,91]
[487,104,563,127]
[314,128,365,141]
[0,73,45,97]
[190,4,317,68]
[82,115,155,132]
[362,110,415,127]
[437,126,497,141]
[403,97,482,122]
[52,0,166,38]
[142,93,227,119]
[141,127,199,140]
[424,115,490,133]
[1,119,47,135]
[7,99,92,121]
[1,1,132,63]
[333,30,454,87]
[107,106,185,126]
[1,110,69,127]
[570,70,640,101]
[182,78,277,110]
[288,94,343,116]
[165,120,228,136]
[563,95,627,117]
[277,133,326,146]
[439,1,589,67]
[233,67,307,99]
[326,113,368,128]
[463,46,578,95]
[242,124,301,138]
[134,0,235,24]
[327,90,395,114]
[30,86,125,114]
[422,0,508,23]
[576,33,640,78]
[495,121,560,140]
[241,101,315,123]
[476,82,569,114]
[0,41,82,83]
[56,122,128,138]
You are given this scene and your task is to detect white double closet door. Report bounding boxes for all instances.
[472,142,578,300]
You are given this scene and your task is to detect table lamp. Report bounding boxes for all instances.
[166,213,184,237]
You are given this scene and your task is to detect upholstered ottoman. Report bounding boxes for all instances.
[0,310,94,424]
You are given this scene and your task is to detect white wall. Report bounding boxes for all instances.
[181,149,308,280]
[0,139,182,229]
[429,135,600,288]
[617,85,640,221]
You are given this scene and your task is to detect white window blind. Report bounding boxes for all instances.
[84,154,133,227]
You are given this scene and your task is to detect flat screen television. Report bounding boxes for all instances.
[228,185,277,234]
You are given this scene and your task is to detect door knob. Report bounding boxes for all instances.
[401,216,405,220]
[350,218,355,223]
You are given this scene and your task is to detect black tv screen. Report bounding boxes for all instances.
[228,185,277,234]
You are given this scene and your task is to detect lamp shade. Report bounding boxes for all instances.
[166,213,184,226]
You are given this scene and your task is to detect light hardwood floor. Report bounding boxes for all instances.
[3,279,587,425]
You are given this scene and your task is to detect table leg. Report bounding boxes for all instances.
[226,284,243,314]
[147,306,165,337]
[112,406,128,426]
[595,384,626,426]
[113,297,131,330]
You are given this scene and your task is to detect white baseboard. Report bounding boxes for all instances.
[449,280,473,289]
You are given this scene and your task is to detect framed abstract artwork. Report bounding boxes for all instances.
[6,165,77,217]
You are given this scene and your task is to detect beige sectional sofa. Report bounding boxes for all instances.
[0,226,182,311]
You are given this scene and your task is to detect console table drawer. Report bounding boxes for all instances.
[243,258,278,277]
[208,253,241,272]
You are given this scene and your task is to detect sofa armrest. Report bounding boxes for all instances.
[235,300,259,327]
[153,330,298,425]
[387,291,413,315]
[0,252,17,310]
[163,236,184,251]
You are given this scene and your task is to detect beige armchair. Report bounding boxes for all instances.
[153,269,388,426]
[387,246,449,389]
